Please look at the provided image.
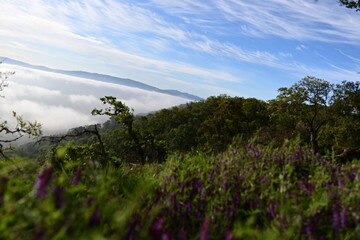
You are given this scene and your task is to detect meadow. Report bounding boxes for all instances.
[1,77,359,239]
[1,139,359,239]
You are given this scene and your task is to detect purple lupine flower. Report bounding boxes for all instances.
[246,144,253,152]
[341,208,347,228]
[268,202,277,219]
[161,231,171,240]
[299,180,314,195]
[171,194,179,212]
[149,218,166,240]
[332,203,340,233]
[225,231,233,240]
[200,216,210,240]
[260,176,267,185]
[35,166,53,200]
[71,166,83,185]
[279,216,287,231]
[234,193,241,207]
[53,185,65,209]
[195,210,202,219]
[185,201,192,216]
[346,171,356,182]
[305,219,313,240]
[222,180,227,191]
[294,147,302,159]
[338,175,345,189]
[89,207,101,227]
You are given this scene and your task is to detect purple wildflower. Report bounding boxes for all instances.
[268,202,278,219]
[332,203,340,233]
[161,232,171,240]
[71,166,83,185]
[53,185,65,209]
[200,216,210,240]
[225,232,233,240]
[341,208,347,228]
[305,219,314,239]
[185,201,192,216]
[89,207,101,227]
[35,166,53,200]
[299,180,314,195]
[149,218,166,240]
[338,175,345,189]
[294,147,302,159]
[260,176,267,185]
[85,197,96,208]
[246,144,253,152]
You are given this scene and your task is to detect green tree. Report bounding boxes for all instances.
[339,0,360,11]
[92,96,146,164]
[322,80,360,151]
[199,97,269,151]
[276,76,333,153]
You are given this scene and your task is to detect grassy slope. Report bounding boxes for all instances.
[0,140,359,239]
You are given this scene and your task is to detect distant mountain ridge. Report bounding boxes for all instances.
[1,57,203,101]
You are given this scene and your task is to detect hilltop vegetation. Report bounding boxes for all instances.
[21,76,359,163]
[1,75,360,239]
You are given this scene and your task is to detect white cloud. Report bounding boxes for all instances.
[4,82,61,100]
[69,94,98,104]
[0,0,284,83]
[150,0,360,44]
[0,0,358,103]
[296,44,307,51]
[279,52,293,58]
[0,99,99,133]
[0,65,193,134]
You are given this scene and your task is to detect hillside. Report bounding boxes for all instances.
[2,57,202,101]
[1,77,360,239]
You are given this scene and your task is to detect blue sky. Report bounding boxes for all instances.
[1,0,360,100]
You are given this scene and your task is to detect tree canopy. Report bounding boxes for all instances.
[339,0,360,11]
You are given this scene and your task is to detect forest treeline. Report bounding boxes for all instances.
[18,76,359,165]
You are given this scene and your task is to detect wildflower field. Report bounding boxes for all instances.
[1,140,359,239]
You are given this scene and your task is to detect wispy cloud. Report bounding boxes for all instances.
[0,0,249,86]
[150,0,360,44]
[0,0,358,103]
[0,0,283,82]
[296,44,308,51]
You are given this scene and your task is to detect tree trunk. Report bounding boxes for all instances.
[310,130,319,154]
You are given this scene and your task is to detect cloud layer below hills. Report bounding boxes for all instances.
[0,64,191,134]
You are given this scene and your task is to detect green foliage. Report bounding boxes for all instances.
[276,76,333,153]
[1,74,360,239]
[92,96,134,129]
[1,140,359,239]
[339,0,360,11]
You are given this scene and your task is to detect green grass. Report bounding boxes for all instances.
[0,140,359,239]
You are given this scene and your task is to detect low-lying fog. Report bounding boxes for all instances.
[0,64,191,135]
